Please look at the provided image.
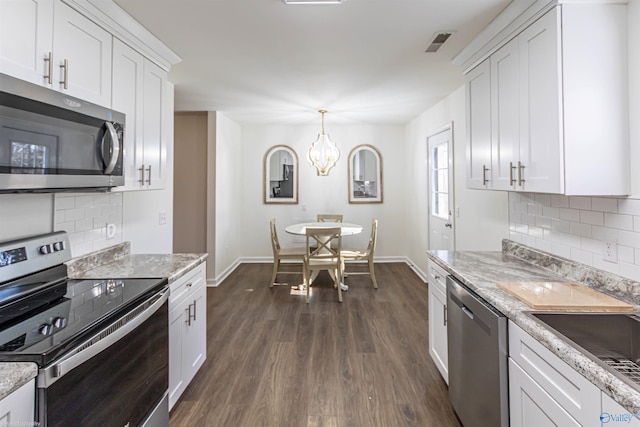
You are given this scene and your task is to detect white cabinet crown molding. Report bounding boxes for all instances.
[452,0,628,73]
[62,0,181,70]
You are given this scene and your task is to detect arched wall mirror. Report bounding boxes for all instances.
[348,144,383,204]
[264,145,298,204]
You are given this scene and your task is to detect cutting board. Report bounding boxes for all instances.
[496,281,633,311]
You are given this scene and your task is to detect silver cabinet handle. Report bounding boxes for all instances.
[138,164,145,185]
[59,59,69,89]
[444,223,452,228]
[443,304,447,326]
[509,162,517,186]
[101,122,121,174]
[192,299,197,322]
[482,165,490,185]
[518,161,525,186]
[44,52,53,84]
[185,305,191,326]
[146,165,152,185]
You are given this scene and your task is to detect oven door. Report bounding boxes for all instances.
[37,287,168,427]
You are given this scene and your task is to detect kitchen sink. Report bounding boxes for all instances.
[526,312,640,390]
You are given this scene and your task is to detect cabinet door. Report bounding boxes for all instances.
[490,37,519,191]
[169,299,186,410]
[52,0,112,106]
[141,59,167,189]
[518,7,563,194]
[0,380,35,425]
[112,39,144,190]
[0,0,53,85]
[509,359,580,427]
[465,59,492,189]
[428,283,448,383]
[183,283,207,386]
[601,392,640,426]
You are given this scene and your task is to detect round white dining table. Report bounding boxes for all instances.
[285,222,363,291]
[284,222,363,236]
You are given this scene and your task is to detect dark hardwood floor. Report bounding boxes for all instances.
[169,262,461,427]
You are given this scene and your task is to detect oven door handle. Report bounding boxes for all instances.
[38,287,169,388]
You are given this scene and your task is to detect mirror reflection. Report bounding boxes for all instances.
[348,145,382,204]
[264,145,298,204]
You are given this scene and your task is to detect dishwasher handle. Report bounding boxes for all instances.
[461,305,474,320]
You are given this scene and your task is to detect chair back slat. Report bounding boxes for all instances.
[306,227,341,260]
[270,218,281,253]
[317,214,343,223]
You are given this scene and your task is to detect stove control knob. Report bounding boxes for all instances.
[39,323,54,336]
[53,241,66,252]
[39,244,52,255]
[52,317,67,329]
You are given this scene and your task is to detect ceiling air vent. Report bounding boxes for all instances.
[282,0,344,4]
[425,32,453,53]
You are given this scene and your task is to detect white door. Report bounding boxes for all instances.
[428,125,454,251]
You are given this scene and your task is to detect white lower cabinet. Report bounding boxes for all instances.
[427,260,448,383]
[0,380,34,425]
[509,321,601,427]
[601,393,640,426]
[169,262,207,410]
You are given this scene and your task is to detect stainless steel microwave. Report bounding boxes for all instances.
[0,73,125,193]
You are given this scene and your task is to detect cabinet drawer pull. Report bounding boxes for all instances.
[186,282,193,288]
[146,165,152,185]
[44,52,53,84]
[185,304,192,326]
[59,59,69,89]
[509,161,517,186]
[482,165,490,185]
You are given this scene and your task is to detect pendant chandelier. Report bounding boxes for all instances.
[307,109,340,176]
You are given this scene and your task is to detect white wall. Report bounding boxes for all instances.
[214,112,243,279]
[237,123,407,261]
[403,86,510,276]
[0,194,53,241]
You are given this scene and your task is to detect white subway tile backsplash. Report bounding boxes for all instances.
[618,199,640,215]
[591,198,618,213]
[579,210,604,226]
[54,193,123,257]
[569,196,592,210]
[550,195,570,208]
[604,213,633,231]
[509,193,640,282]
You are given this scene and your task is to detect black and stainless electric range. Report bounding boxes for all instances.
[0,231,169,427]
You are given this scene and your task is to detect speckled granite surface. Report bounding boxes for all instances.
[0,362,37,400]
[65,241,208,283]
[427,240,640,415]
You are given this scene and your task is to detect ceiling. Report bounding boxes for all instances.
[114,0,510,125]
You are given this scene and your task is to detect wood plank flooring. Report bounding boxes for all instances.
[169,262,461,427]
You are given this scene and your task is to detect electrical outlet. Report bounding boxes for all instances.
[603,239,618,263]
[159,211,167,225]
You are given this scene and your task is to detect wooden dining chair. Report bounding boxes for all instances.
[317,214,343,222]
[304,227,343,303]
[341,219,378,289]
[269,219,306,287]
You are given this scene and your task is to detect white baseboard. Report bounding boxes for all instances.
[211,256,428,286]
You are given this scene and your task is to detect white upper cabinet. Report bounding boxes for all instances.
[0,0,54,85]
[465,59,492,189]
[52,0,112,107]
[112,40,167,190]
[462,1,629,196]
[0,0,112,107]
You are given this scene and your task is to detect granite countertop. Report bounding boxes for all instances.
[427,240,640,415]
[65,242,208,282]
[0,362,37,400]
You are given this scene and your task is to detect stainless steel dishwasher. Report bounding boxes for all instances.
[446,275,509,427]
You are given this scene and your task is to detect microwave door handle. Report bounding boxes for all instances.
[101,122,121,174]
